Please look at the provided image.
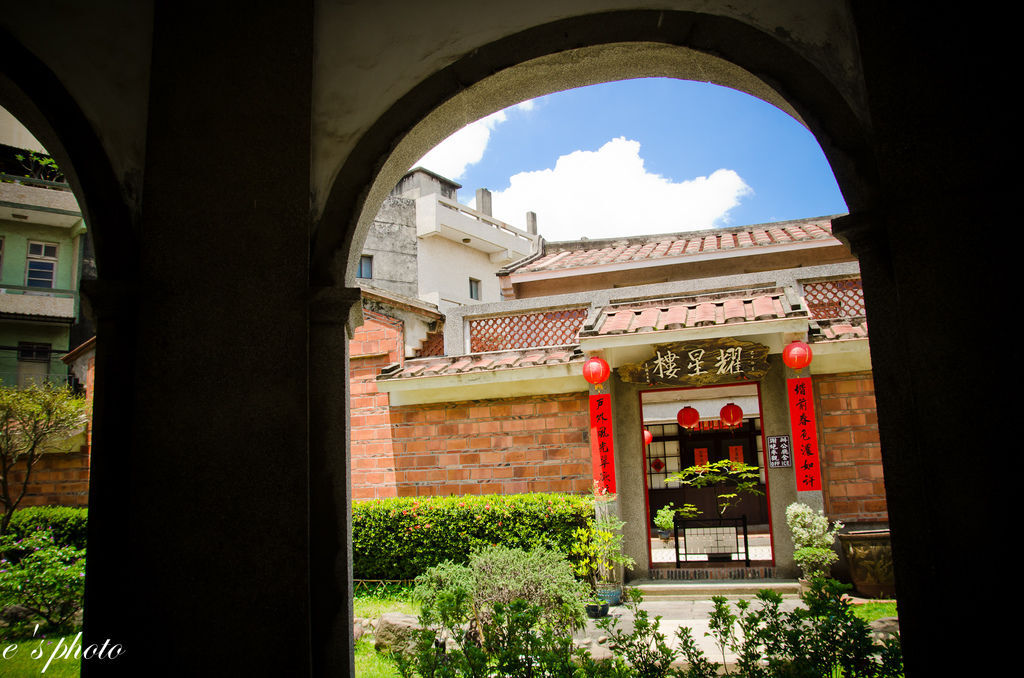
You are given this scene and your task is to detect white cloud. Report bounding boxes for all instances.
[414,100,537,180]
[488,137,752,241]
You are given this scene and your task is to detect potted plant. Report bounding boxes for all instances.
[653,501,699,542]
[569,489,636,615]
[785,501,843,587]
[837,529,895,598]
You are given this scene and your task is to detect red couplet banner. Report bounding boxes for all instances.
[787,377,822,491]
[589,393,616,494]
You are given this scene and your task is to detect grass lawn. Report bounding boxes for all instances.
[356,636,403,678]
[851,601,898,623]
[354,589,419,619]
[0,632,82,677]
[354,584,418,677]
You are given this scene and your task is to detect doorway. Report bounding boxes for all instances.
[641,383,773,566]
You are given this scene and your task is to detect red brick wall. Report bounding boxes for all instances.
[12,451,91,507]
[814,371,887,523]
[349,308,593,500]
[350,310,405,499]
[378,393,592,498]
[17,354,93,508]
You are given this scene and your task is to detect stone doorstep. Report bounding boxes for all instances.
[627,578,802,599]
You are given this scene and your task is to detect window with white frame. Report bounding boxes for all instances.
[25,241,58,288]
[469,277,481,301]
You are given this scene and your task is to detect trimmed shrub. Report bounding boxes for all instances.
[5,506,87,549]
[0,528,86,633]
[414,545,589,631]
[786,502,842,579]
[352,493,593,580]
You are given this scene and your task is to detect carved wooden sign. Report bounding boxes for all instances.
[618,338,770,386]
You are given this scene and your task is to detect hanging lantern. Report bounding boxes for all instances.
[642,429,653,446]
[720,402,743,429]
[676,406,700,430]
[582,356,611,385]
[782,341,813,370]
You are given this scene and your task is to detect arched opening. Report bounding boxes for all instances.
[1,28,137,670]
[314,11,875,286]
[314,8,884,673]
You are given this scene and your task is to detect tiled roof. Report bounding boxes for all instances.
[811,319,868,342]
[582,291,806,336]
[377,346,584,381]
[510,219,837,274]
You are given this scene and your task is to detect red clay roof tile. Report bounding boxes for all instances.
[510,219,838,274]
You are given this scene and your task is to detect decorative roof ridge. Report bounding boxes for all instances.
[601,286,789,312]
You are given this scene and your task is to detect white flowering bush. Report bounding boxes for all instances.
[0,528,85,632]
[786,502,843,579]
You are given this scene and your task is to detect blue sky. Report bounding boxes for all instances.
[415,78,847,241]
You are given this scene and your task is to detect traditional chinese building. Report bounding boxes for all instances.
[360,214,881,581]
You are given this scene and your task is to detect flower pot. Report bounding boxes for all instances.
[595,582,622,606]
[657,529,672,541]
[838,529,895,598]
[585,602,609,618]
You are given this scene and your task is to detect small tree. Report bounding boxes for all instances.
[14,151,65,183]
[0,383,90,535]
[672,459,764,518]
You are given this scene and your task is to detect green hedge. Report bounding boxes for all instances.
[5,506,88,550]
[353,493,593,580]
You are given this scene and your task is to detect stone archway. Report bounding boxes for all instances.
[0,27,141,661]
[312,9,881,674]
[313,10,876,290]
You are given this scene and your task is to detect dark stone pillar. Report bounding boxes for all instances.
[78,279,137,675]
[841,6,1000,675]
[309,284,361,675]
[81,4,316,674]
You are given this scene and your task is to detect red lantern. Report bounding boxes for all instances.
[782,341,813,370]
[720,402,743,429]
[642,429,653,446]
[676,406,700,430]
[582,356,611,385]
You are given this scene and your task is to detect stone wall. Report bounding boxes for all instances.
[814,371,887,523]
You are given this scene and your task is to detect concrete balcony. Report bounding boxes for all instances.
[0,286,77,321]
[0,175,82,228]
[415,195,537,265]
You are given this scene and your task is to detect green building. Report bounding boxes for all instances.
[0,144,85,387]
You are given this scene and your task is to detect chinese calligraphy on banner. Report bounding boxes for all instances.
[589,393,616,493]
[787,377,821,491]
[618,338,770,387]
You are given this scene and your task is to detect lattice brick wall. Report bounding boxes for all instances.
[804,279,865,319]
[469,308,587,352]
